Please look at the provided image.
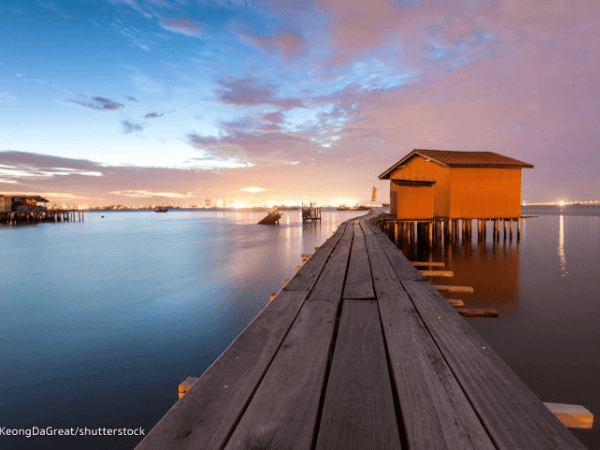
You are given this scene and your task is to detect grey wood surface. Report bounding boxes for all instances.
[284,221,350,292]
[342,221,375,299]
[222,298,339,450]
[315,300,402,450]
[134,290,308,450]
[402,280,587,450]
[365,229,495,449]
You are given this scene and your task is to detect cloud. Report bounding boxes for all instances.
[159,17,203,37]
[37,0,71,19]
[122,120,144,133]
[126,96,138,101]
[144,112,164,119]
[65,96,124,111]
[0,162,103,179]
[240,186,265,193]
[216,77,303,108]
[110,190,193,198]
[243,31,306,58]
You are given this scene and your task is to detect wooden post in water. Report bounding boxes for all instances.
[428,222,433,247]
[517,218,521,240]
[503,219,507,241]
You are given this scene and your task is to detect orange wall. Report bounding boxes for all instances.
[449,168,522,218]
[391,184,434,219]
[390,157,450,216]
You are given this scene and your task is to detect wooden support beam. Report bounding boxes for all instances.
[269,293,276,301]
[448,300,464,307]
[457,309,499,318]
[178,376,199,399]
[300,253,312,259]
[419,270,454,277]
[411,261,445,267]
[294,266,301,272]
[283,279,289,285]
[543,402,594,430]
[434,285,474,293]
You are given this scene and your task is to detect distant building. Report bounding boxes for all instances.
[378,150,533,219]
[204,198,212,207]
[0,195,49,213]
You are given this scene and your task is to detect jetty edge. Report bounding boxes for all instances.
[134,211,587,450]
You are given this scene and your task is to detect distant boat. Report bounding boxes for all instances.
[155,206,168,213]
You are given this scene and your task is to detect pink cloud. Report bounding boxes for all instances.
[244,31,306,58]
[216,77,304,108]
[159,17,203,37]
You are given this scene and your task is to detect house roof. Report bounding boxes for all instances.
[392,179,436,187]
[379,149,534,179]
[11,195,49,202]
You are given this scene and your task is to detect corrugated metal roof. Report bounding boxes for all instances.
[379,149,534,179]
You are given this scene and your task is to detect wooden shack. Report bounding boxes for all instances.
[9,195,49,212]
[379,150,533,219]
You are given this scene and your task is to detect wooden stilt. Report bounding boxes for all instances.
[457,309,499,318]
[517,218,521,240]
[428,222,433,247]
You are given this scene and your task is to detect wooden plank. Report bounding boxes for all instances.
[343,222,375,299]
[134,290,308,450]
[362,217,423,281]
[222,223,354,449]
[315,301,402,450]
[284,221,349,291]
[435,285,474,293]
[307,224,354,303]
[457,309,499,318]
[411,261,446,267]
[365,235,495,450]
[544,403,594,430]
[448,299,464,307]
[401,280,587,449]
[223,300,339,450]
[420,270,454,277]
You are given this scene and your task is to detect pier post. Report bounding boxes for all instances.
[503,219,507,241]
[428,222,433,247]
[510,219,514,240]
[517,218,521,240]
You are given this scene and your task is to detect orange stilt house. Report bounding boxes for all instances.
[379,150,534,220]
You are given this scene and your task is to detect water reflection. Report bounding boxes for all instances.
[391,224,521,312]
[558,215,568,276]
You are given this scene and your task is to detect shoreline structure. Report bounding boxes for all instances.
[135,210,589,450]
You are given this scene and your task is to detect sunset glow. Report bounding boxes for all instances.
[1,1,599,207]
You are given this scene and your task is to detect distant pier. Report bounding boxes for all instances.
[135,211,588,450]
[0,209,84,225]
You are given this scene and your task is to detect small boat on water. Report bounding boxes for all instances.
[155,206,168,213]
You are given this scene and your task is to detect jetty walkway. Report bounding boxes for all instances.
[135,213,586,449]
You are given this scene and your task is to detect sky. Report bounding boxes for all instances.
[1,0,599,207]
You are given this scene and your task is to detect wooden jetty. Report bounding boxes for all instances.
[135,212,588,450]
[301,202,321,222]
[0,209,84,225]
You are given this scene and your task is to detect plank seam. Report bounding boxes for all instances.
[310,221,355,450]
[360,218,410,450]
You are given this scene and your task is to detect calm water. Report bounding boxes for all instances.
[0,209,363,449]
[401,204,600,449]
[1,206,598,449]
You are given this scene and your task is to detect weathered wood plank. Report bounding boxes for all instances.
[411,261,446,267]
[457,308,499,318]
[315,301,401,450]
[435,285,474,293]
[343,222,375,299]
[307,223,354,303]
[544,403,594,430]
[223,300,339,450]
[365,234,495,450]
[362,220,423,281]
[402,280,587,450]
[284,221,350,292]
[134,290,308,450]
[420,270,454,277]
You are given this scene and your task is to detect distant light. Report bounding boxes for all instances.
[558,200,565,207]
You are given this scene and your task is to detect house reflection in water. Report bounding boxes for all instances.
[397,230,522,314]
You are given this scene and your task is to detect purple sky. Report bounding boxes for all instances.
[1,0,598,206]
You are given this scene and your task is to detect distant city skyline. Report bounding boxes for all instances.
[1,1,599,206]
